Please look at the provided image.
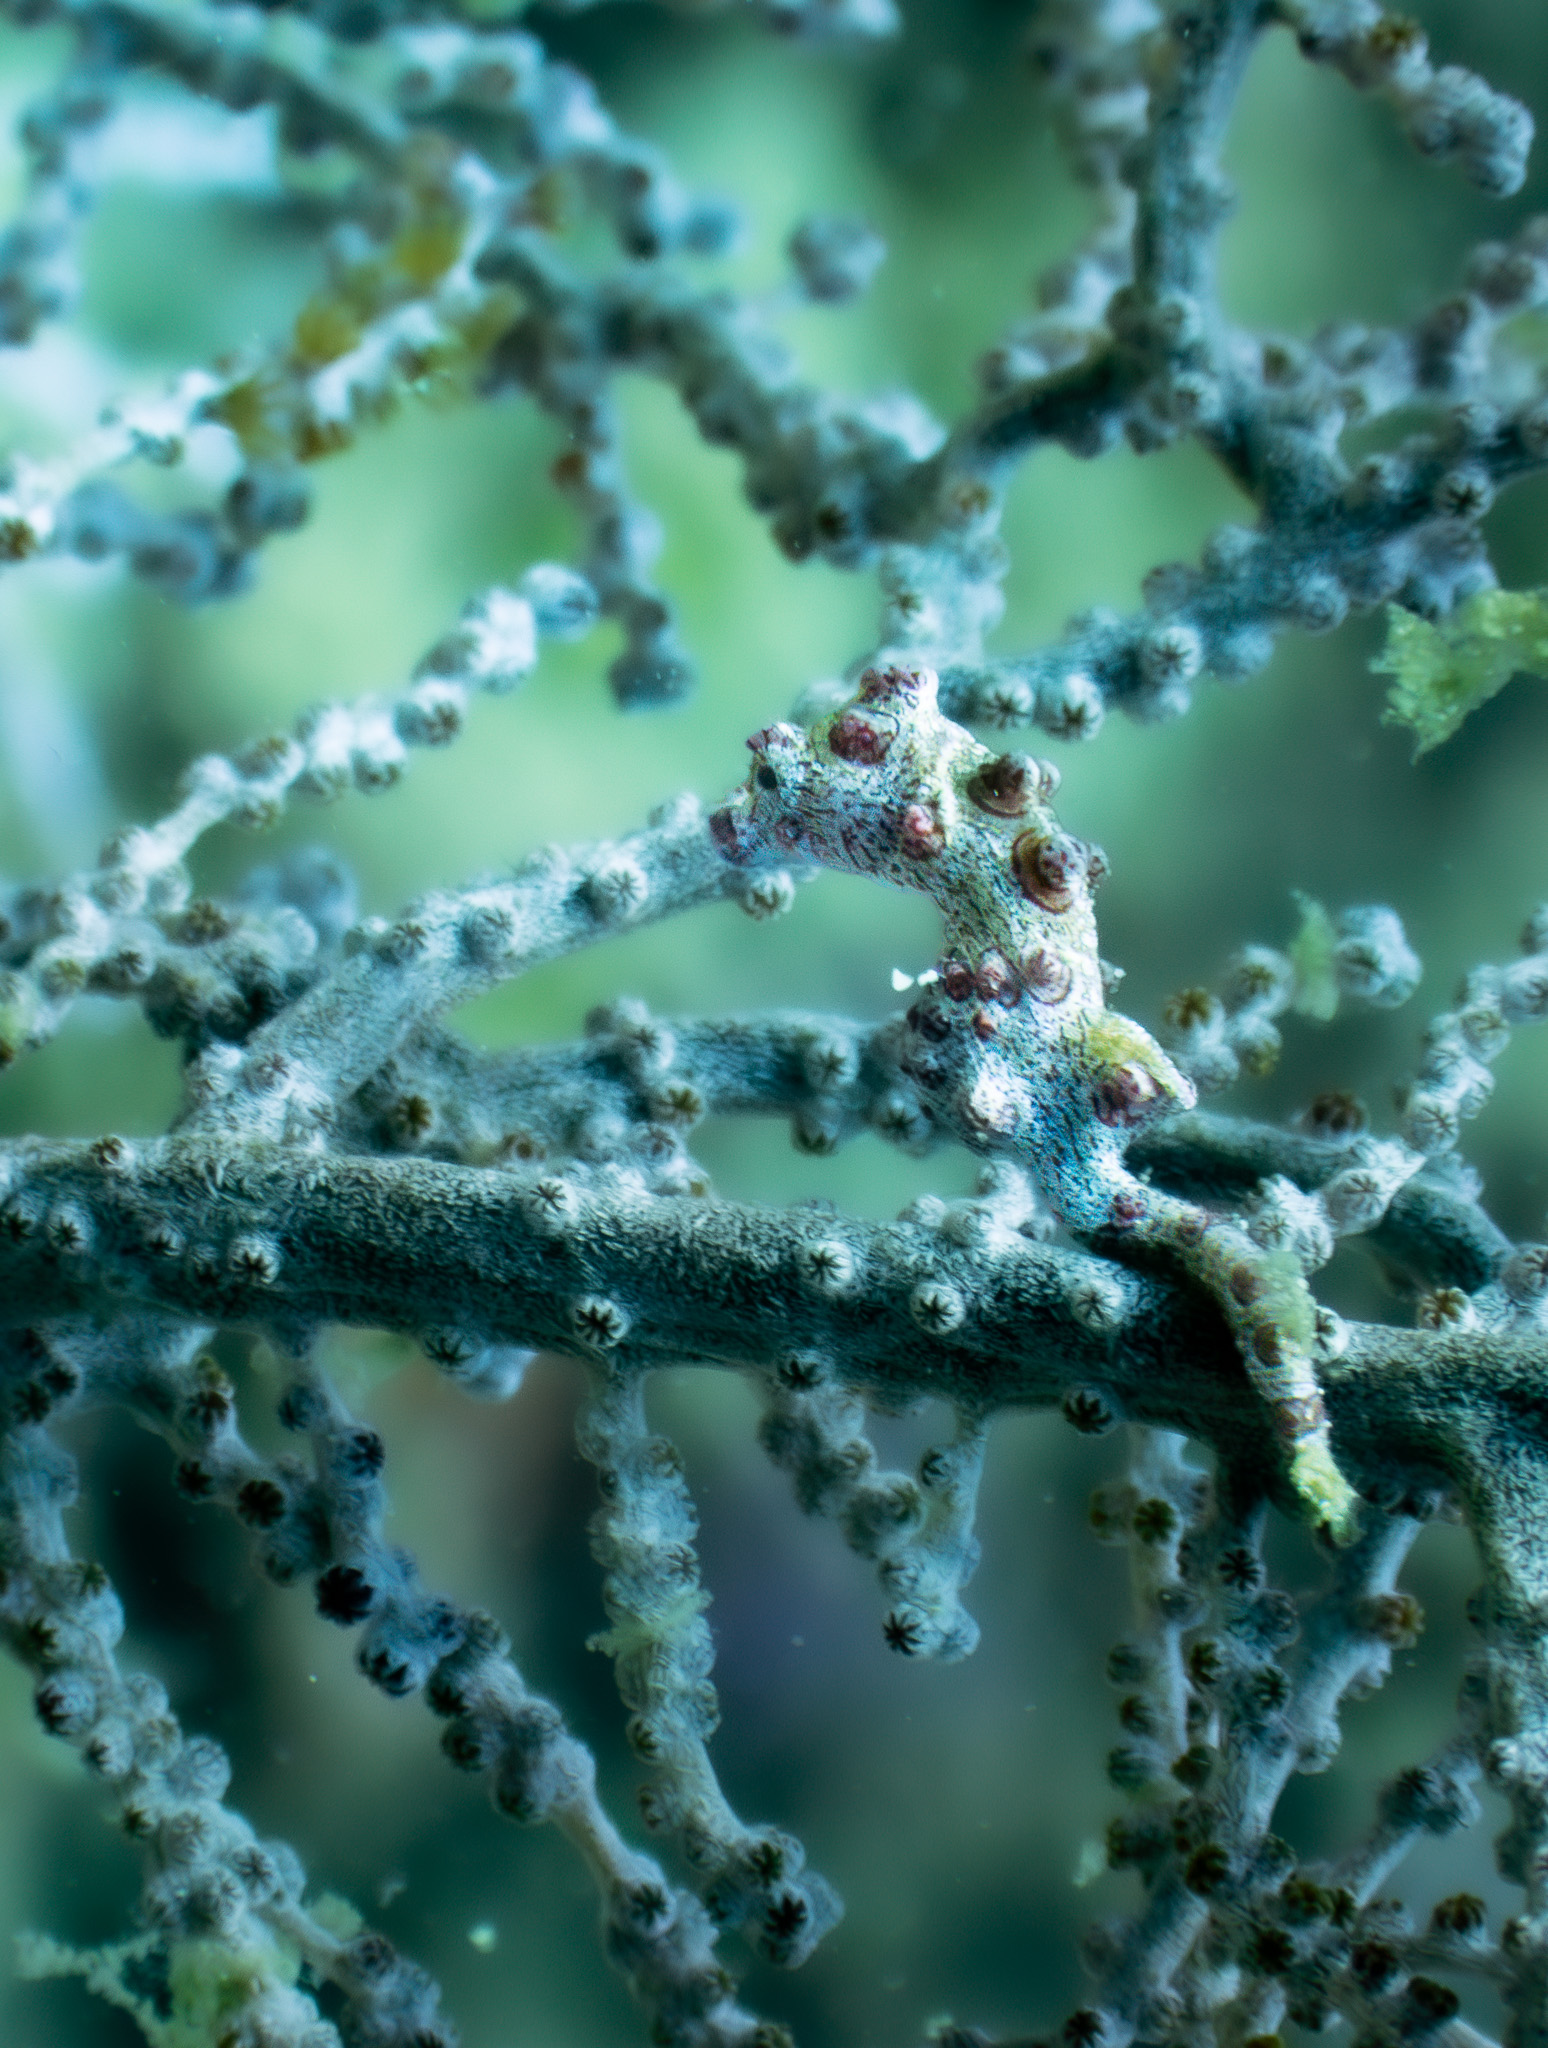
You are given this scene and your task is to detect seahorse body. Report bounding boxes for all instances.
[711,664,1359,1540]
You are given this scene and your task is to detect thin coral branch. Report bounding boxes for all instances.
[0,569,596,1065]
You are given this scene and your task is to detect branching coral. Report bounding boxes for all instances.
[2,1,1548,2046]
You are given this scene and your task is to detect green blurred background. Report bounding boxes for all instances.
[2,1,1548,2040]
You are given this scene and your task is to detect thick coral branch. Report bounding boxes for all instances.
[341,1009,1508,1293]
[0,1136,1540,1509]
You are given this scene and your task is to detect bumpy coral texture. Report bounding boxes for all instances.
[3,2,1548,2047]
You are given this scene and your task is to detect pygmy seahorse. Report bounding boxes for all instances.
[710,662,1358,1540]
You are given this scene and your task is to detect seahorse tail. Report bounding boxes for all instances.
[1134,1194,1360,1542]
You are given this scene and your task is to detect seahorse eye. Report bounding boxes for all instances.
[756,765,779,791]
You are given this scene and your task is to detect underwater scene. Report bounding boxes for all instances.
[2,2,1548,2044]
